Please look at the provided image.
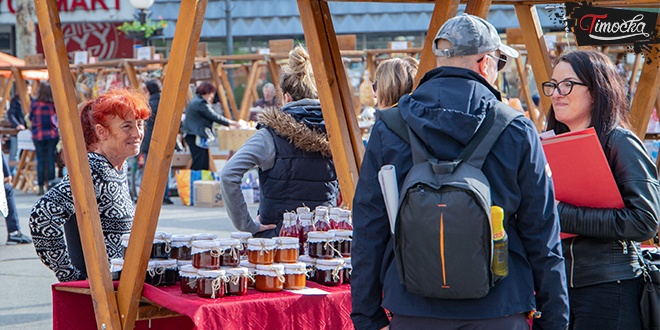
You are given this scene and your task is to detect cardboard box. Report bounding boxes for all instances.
[193,181,224,207]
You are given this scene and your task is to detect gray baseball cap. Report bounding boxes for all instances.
[432,13,519,59]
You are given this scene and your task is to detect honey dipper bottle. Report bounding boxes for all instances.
[491,206,509,278]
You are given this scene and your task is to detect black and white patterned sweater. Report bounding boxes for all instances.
[29,152,135,282]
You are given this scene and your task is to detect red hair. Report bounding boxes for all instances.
[80,89,151,151]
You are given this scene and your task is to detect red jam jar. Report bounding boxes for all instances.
[170,235,193,260]
[145,259,178,286]
[342,257,352,284]
[329,229,352,257]
[216,238,241,267]
[197,269,226,298]
[307,231,337,259]
[151,232,172,259]
[283,262,307,290]
[335,209,353,230]
[121,234,130,258]
[313,206,332,232]
[240,259,257,288]
[298,212,314,255]
[315,258,344,286]
[230,232,252,257]
[110,258,123,281]
[247,238,276,264]
[279,212,300,239]
[192,240,221,269]
[275,237,299,263]
[176,259,192,282]
[179,265,198,294]
[298,255,317,282]
[255,264,285,292]
[225,267,249,296]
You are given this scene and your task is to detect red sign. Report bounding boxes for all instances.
[36,22,136,60]
[4,0,118,13]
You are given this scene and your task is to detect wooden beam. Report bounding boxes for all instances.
[367,52,377,83]
[266,56,281,93]
[219,65,239,119]
[116,0,208,328]
[34,0,121,329]
[465,0,492,18]
[209,59,232,119]
[123,60,142,94]
[239,61,260,121]
[514,55,542,132]
[629,52,642,97]
[11,68,32,116]
[0,74,14,115]
[414,0,460,88]
[629,58,660,136]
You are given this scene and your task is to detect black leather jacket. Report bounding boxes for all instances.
[181,94,231,137]
[559,127,660,288]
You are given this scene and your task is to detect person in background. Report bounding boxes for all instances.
[545,50,660,330]
[7,83,31,174]
[29,89,150,282]
[372,57,418,110]
[181,82,240,170]
[253,82,277,109]
[220,46,338,238]
[29,81,59,196]
[3,153,31,244]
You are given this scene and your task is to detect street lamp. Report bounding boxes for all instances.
[129,0,155,46]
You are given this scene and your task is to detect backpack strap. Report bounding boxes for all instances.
[377,106,410,144]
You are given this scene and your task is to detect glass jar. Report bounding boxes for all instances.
[216,238,241,267]
[240,259,257,288]
[176,259,192,282]
[342,257,352,284]
[328,207,341,229]
[298,212,314,255]
[247,238,276,264]
[197,269,226,298]
[255,264,285,292]
[335,209,353,230]
[120,233,130,258]
[299,255,317,282]
[307,231,337,259]
[313,206,332,232]
[279,212,300,239]
[110,258,123,281]
[145,259,178,286]
[225,267,249,296]
[192,240,221,269]
[275,237,299,263]
[191,233,217,241]
[179,265,198,294]
[315,258,344,286]
[230,232,252,257]
[283,262,306,290]
[151,232,172,259]
[331,230,352,257]
[170,235,193,260]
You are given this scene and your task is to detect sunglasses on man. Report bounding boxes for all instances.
[477,53,507,71]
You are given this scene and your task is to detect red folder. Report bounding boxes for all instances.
[541,128,624,239]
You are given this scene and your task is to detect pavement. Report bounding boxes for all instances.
[0,187,260,330]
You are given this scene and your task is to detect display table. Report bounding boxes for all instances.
[53,280,352,330]
[216,128,257,151]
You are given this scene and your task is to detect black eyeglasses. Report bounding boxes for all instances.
[372,81,377,93]
[477,54,507,71]
[541,80,588,96]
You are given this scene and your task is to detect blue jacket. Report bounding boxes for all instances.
[350,67,569,330]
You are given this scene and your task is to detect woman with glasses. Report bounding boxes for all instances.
[544,50,660,330]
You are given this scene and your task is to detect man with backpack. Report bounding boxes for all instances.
[350,14,569,330]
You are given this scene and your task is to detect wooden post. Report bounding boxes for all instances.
[515,55,542,132]
[209,59,233,119]
[219,65,239,119]
[266,56,281,93]
[366,51,377,82]
[34,0,122,329]
[123,60,142,94]
[629,53,642,97]
[239,61,260,121]
[465,0,492,19]
[116,0,208,328]
[414,0,460,88]
[10,67,32,116]
[629,57,660,137]
[0,74,14,114]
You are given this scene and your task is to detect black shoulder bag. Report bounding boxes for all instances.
[631,242,660,330]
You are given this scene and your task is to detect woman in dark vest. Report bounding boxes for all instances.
[220,45,338,237]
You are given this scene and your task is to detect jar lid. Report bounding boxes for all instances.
[275,236,299,248]
[247,238,276,251]
[283,212,297,221]
[329,207,342,215]
[197,269,226,278]
[177,259,193,267]
[179,265,198,277]
[155,259,177,267]
[298,213,313,221]
[255,264,285,276]
[296,206,310,214]
[331,230,352,239]
[225,267,248,275]
[342,257,352,267]
[192,240,219,253]
[216,238,241,248]
[298,255,316,265]
[307,231,335,242]
[314,206,328,216]
[239,259,256,270]
[110,258,124,266]
[316,258,345,270]
[171,234,192,242]
[230,232,252,239]
[154,231,172,240]
[282,262,306,274]
[191,233,217,240]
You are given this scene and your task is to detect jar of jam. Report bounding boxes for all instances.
[313,206,332,232]
[179,265,198,294]
[255,264,285,292]
[315,258,344,286]
[239,259,257,288]
[145,259,178,286]
[330,230,352,257]
[110,258,123,281]
[298,212,314,255]
[192,240,221,269]
[307,231,337,259]
[247,238,276,264]
[225,267,249,296]
[216,238,241,267]
[230,232,252,257]
[151,232,172,259]
[296,206,310,215]
[197,269,226,298]
[283,262,306,290]
[120,233,130,258]
[328,207,341,229]
[342,257,352,284]
[279,212,300,239]
[335,209,353,230]
[191,233,217,241]
[275,237,299,263]
[298,255,317,282]
[176,259,192,282]
[170,235,192,260]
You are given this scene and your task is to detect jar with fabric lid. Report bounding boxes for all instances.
[279,212,300,239]
[298,255,317,282]
[240,259,257,288]
[298,212,314,255]
[151,232,172,259]
[110,259,123,281]
[315,258,344,286]
[191,233,217,241]
[255,264,285,292]
[197,269,226,298]
[179,265,198,294]
[247,238,276,264]
[283,262,306,290]
[307,231,337,259]
[225,267,250,296]
[328,207,341,229]
[170,235,192,260]
[120,233,130,258]
[335,209,353,230]
[230,232,252,257]
[176,259,192,281]
[192,240,221,269]
[216,238,241,267]
[329,229,352,257]
[145,259,177,286]
[313,206,331,232]
[296,206,310,214]
[342,257,352,284]
[275,237,299,263]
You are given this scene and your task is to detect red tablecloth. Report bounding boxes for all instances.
[53,280,353,330]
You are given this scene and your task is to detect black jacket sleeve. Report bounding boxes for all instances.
[198,99,231,127]
[8,95,25,128]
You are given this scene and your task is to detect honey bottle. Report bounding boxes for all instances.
[491,206,508,278]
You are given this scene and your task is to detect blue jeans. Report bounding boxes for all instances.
[4,183,19,233]
[34,138,59,186]
[569,277,643,330]
[9,135,18,175]
[390,312,529,330]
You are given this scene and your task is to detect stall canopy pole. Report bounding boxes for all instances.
[34,0,122,329]
[629,14,660,138]
[414,0,459,88]
[116,0,208,328]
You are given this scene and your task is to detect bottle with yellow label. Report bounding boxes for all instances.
[491,206,509,278]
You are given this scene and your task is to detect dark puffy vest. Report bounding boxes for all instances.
[257,127,338,237]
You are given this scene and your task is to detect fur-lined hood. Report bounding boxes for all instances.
[258,104,332,158]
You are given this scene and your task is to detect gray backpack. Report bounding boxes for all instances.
[378,103,521,299]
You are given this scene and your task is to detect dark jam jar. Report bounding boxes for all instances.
[298,212,314,255]
[283,262,306,290]
[247,238,276,264]
[230,232,252,257]
[330,230,352,257]
[225,267,249,296]
[315,258,344,286]
[170,235,192,260]
[299,255,317,282]
[342,257,351,284]
[192,240,221,269]
[197,269,226,299]
[307,231,336,259]
[145,259,178,286]
[216,238,241,267]
[110,258,123,281]
[151,232,172,259]
[120,233,130,258]
[275,237,299,263]
[179,265,198,294]
[240,259,257,288]
[255,264,285,292]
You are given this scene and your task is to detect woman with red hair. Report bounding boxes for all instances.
[29,89,151,282]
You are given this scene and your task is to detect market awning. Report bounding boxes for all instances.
[0,52,49,80]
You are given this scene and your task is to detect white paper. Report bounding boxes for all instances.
[539,130,556,140]
[136,47,152,61]
[285,287,330,295]
[378,165,399,234]
[390,41,409,50]
[73,51,88,65]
